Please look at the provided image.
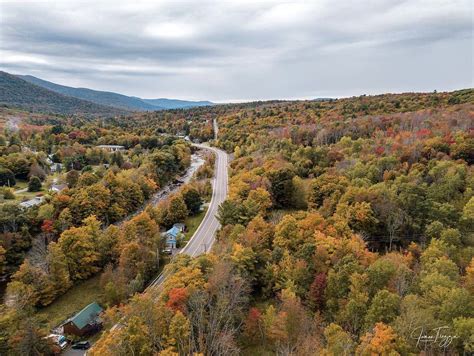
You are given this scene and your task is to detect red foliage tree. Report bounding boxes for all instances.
[244,307,263,343]
[166,287,189,313]
[308,272,327,310]
[41,219,54,234]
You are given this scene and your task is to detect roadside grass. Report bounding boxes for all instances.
[184,207,208,240]
[15,190,42,200]
[36,274,103,331]
[13,180,28,190]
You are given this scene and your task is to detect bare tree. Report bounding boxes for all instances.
[187,261,249,356]
[387,209,405,251]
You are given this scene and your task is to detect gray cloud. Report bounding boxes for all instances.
[0,0,472,101]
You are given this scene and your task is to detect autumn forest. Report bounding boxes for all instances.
[1,87,471,355]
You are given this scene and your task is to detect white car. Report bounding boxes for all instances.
[45,334,68,349]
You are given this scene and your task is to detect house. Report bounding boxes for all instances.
[173,223,186,233]
[162,223,186,251]
[46,155,63,172]
[50,183,67,193]
[97,145,125,152]
[19,196,44,209]
[62,302,103,337]
[50,163,63,173]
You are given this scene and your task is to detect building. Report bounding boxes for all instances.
[19,196,44,209]
[97,145,125,152]
[173,223,186,233]
[50,183,67,193]
[50,163,63,173]
[164,226,180,250]
[163,223,186,251]
[62,302,103,337]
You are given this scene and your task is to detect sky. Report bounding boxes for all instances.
[0,0,472,102]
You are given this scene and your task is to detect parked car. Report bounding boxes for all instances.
[72,341,90,350]
[45,334,68,350]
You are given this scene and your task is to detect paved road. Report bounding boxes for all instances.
[147,144,228,288]
[181,144,228,256]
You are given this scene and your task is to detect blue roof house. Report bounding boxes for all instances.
[165,226,180,250]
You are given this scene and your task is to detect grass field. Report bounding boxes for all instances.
[13,180,28,190]
[36,274,103,331]
[184,207,208,240]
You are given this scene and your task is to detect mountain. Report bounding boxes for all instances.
[0,71,126,116]
[18,74,214,111]
[18,75,162,111]
[141,98,214,110]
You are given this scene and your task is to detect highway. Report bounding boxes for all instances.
[147,142,228,288]
[180,144,228,256]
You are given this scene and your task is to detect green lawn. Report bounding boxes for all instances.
[36,274,103,331]
[15,190,42,200]
[184,207,208,240]
[13,180,28,190]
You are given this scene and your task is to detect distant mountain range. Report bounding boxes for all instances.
[18,74,213,111]
[0,70,214,116]
[140,98,214,110]
[0,71,126,116]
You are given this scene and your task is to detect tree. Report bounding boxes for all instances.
[27,176,41,192]
[356,323,401,356]
[244,188,272,218]
[322,323,355,356]
[120,317,153,355]
[453,317,474,353]
[162,194,188,227]
[291,176,308,209]
[273,215,299,252]
[9,259,55,307]
[267,168,295,208]
[6,314,53,355]
[110,151,124,168]
[339,273,369,336]
[58,216,102,280]
[0,246,6,275]
[365,289,401,329]
[3,188,15,200]
[166,288,189,313]
[217,200,246,226]
[182,188,202,215]
[464,258,474,294]
[46,242,72,296]
[0,168,15,187]
[28,163,46,181]
[66,169,80,188]
[167,311,191,355]
[243,308,263,343]
[69,184,111,223]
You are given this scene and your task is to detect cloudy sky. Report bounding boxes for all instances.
[0,0,472,102]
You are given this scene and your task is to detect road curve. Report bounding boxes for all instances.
[147,144,228,289]
[180,144,228,256]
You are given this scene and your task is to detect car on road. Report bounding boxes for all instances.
[71,341,90,350]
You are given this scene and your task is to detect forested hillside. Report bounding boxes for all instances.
[0,72,127,117]
[91,89,474,355]
[18,74,214,111]
[18,75,162,111]
[0,89,472,355]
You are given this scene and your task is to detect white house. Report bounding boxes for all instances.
[19,196,44,209]
[50,183,67,193]
[97,145,125,152]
